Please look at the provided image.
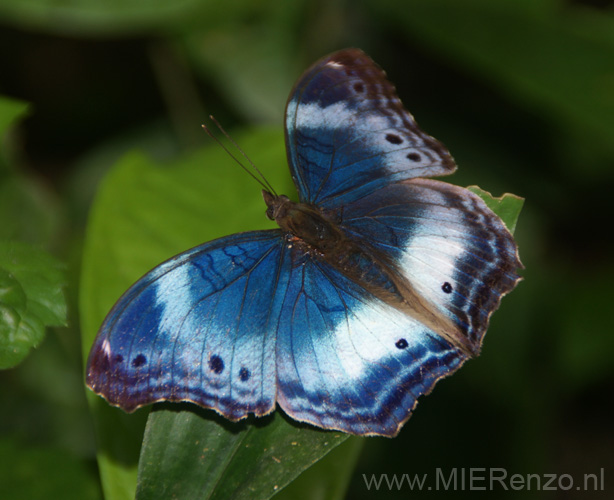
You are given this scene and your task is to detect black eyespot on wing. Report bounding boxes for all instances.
[114,354,124,364]
[442,282,453,294]
[132,354,147,368]
[239,367,250,382]
[385,133,403,145]
[353,82,365,93]
[209,354,225,374]
[395,338,408,349]
[407,152,421,162]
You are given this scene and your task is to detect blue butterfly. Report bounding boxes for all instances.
[86,48,521,437]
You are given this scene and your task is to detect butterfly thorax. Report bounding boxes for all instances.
[263,190,392,281]
[263,190,346,256]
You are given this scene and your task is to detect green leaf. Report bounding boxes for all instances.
[0,175,62,244]
[184,1,308,123]
[0,94,62,245]
[0,0,197,34]
[0,241,67,369]
[136,409,350,500]
[468,186,524,234]
[0,95,29,139]
[0,95,30,173]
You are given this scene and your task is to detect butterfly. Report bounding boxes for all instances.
[86,48,522,437]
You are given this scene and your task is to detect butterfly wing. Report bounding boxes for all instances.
[285,48,456,208]
[86,230,289,419]
[338,178,522,349]
[274,249,465,437]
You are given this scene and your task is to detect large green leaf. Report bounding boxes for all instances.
[0,0,198,34]
[136,409,352,500]
[273,436,364,500]
[0,241,67,368]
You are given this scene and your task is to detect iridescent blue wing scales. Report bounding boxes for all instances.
[275,252,465,436]
[87,231,289,419]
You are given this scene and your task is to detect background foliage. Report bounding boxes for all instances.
[0,0,612,499]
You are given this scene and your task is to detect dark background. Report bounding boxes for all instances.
[1,0,613,498]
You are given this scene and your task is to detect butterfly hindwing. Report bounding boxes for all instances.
[285,48,456,208]
[274,251,466,436]
[86,231,287,419]
[338,178,522,347]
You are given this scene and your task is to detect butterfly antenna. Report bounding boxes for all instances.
[203,116,278,196]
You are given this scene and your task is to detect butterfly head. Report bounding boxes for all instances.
[263,190,290,222]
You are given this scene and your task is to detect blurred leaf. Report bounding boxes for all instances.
[136,409,349,500]
[0,175,63,245]
[0,437,101,500]
[184,1,354,123]
[184,1,308,122]
[81,127,292,500]
[0,95,62,245]
[0,95,29,139]
[0,95,30,173]
[0,241,67,369]
[0,0,287,36]
[468,186,524,234]
[65,120,181,229]
[0,0,201,35]
[373,0,614,168]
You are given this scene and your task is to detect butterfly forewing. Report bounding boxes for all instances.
[285,48,456,208]
[87,231,286,419]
